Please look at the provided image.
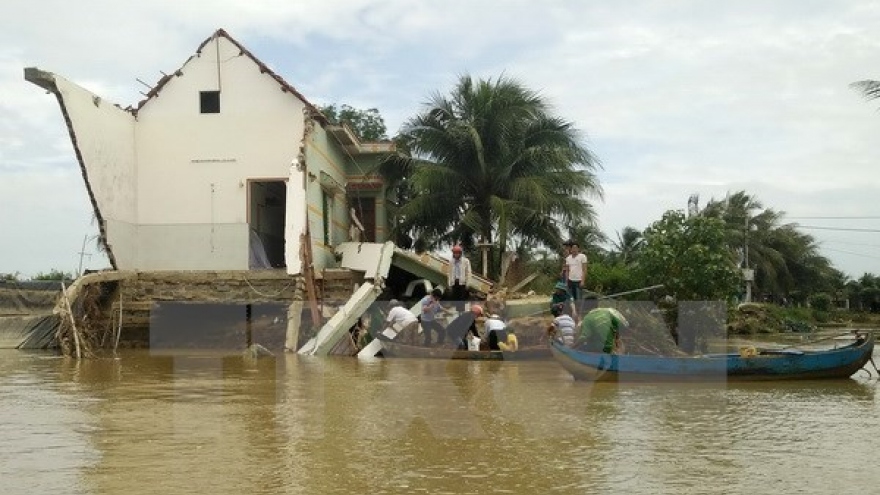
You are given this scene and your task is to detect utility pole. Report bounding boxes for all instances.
[476,239,493,278]
[77,235,93,277]
[743,214,753,303]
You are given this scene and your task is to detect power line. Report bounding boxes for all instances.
[786,216,880,220]
[820,247,880,260]
[821,239,880,248]
[796,225,880,233]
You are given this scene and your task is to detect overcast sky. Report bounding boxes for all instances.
[2,1,879,279]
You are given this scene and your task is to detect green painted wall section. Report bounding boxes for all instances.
[304,125,349,270]
[303,124,394,271]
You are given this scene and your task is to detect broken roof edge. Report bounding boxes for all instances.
[25,67,138,116]
[134,28,328,126]
[23,67,56,92]
[326,124,395,155]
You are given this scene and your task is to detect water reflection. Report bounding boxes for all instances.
[1,350,878,494]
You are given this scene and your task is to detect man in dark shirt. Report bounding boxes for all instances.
[445,304,483,350]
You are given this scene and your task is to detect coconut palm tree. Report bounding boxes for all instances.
[382,75,602,278]
[851,79,880,104]
[610,226,645,265]
[711,191,841,299]
[702,191,787,294]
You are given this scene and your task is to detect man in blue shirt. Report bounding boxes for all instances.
[419,288,449,346]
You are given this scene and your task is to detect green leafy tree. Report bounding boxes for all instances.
[1,272,21,281]
[638,210,740,302]
[319,104,388,141]
[850,273,880,312]
[382,74,602,278]
[584,261,642,298]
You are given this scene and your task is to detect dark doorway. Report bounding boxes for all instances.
[350,196,376,242]
[249,181,287,268]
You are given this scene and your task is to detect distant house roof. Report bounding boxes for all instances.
[134,28,328,125]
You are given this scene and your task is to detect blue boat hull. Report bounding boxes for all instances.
[550,333,875,382]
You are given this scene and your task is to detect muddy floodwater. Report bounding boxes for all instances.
[1,349,878,494]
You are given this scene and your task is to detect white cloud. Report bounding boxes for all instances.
[1,0,879,278]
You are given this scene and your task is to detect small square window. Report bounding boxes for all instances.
[200,91,220,114]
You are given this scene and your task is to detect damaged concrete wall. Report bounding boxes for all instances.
[46,74,139,268]
[112,271,305,350]
[304,123,350,270]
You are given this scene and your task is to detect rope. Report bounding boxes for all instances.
[780,331,866,350]
[242,275,295,298]
[869,357,880,377]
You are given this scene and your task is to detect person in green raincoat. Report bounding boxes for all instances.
[579,307,629,353]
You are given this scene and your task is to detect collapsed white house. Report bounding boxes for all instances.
[18,29,491,356]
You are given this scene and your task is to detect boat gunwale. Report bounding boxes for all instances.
[376,335,551,361]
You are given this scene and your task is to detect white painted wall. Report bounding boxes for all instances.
[285,163,307,275]
[134,35,307,270]
[52,76,138,267]
[39,34,390,273]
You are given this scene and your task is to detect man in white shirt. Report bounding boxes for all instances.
[383,299,419,343]
[484,313,508,350]
[564,242,588,308]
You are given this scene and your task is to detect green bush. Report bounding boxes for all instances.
[782,317,814,333]
[808,292,833,313]
[586,262,644,299]
[812,310,831,324]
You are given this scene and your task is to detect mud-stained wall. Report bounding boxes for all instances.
[111,271,304,350]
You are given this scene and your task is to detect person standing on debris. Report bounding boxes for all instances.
[419,288,449,346]
[383,299,419,343]
[564,242,588,310]
[560,240,572,281]
[447,244,471,312]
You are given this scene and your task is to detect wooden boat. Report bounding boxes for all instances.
[550,332,875,381]
[376,336,551,361]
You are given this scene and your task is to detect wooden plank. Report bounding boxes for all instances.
[299,229,322,328]
[510,273,539,293]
